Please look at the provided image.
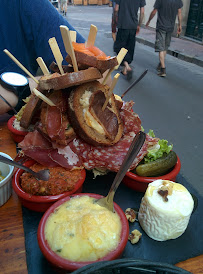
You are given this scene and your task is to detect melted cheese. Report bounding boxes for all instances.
[45,195,122,262]
[114,94,122,102]
[138,180,194,241]
[80,90,105,135]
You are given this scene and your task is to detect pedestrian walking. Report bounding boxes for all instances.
[60,0,68,16]
[146,0,183,77]
[113,0,145,80]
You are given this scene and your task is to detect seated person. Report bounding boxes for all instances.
[0,0,85,115]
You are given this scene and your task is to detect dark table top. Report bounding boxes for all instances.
[22,171,203,274]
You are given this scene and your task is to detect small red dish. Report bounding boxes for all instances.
[37,193,129,273]
[12,160,86,212]
[123,156,181,192]
[7,116,28,143]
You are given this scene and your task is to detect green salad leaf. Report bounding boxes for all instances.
[144,130,173,163]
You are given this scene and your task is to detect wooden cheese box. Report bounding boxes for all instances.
[73,0,83,5]
[102,0,109,4]
[88,0,98,4]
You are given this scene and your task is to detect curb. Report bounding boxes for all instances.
[136,37,203,68]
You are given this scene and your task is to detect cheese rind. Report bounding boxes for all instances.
[138,180,194,241]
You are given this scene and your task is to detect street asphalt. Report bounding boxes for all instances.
[65,5,203,196]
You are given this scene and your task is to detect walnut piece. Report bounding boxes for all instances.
[158,180,174,202]
[162,180,173,195]
[128,229,142,244]
[125,208,136,223]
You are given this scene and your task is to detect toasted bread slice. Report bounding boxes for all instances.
[20,93,42,129]
[66,52,118,74]
[67,81,124,146]
[65,42,118,74]
[49,61,74,74]
[38,67,102,91]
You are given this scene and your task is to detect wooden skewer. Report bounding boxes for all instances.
[48,37,65,75]
[32,88,56,107]
[86,24,97,47]
[36,57,50,75]
[3,49,39,84]
[69,30,76,42]
[60,25,78,72]
[114,48,128,70]
[102,73,120,111]
[102,47,128,85]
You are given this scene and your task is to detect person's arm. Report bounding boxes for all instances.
[113,3,119,33]
[146,9,157,27]
[177,8,182,35]
[112,3,119,29]
[114,3,119,12]
[136,7,145,34]
[21,0,85,71]
[0,87,18,115]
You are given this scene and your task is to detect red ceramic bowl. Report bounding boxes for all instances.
[12,160,86,212]
[38,193,129,273]
[123,156,181,192]
[7,116,28,143]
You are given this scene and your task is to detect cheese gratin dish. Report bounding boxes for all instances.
[45,195,122,262]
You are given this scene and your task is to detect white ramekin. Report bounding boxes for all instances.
[0,152,14,207]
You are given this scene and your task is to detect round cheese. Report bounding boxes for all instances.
[138,180,194,241]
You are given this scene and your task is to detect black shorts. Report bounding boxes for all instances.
[155,29,172,52]
[113,29,136,64]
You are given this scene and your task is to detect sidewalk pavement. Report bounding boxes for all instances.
[136,27,203,67]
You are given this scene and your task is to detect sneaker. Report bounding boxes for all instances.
[156,63,161,72]
[157,67,166,77]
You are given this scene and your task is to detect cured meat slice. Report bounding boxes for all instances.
[40,91,75,146]
[72,42,109,60]
[70,132,148,172]
[46,106,63,139]
[89,90,119,140]
[18,101,159,172]
[120,101,141,134]
[19,130,52,149]
[19,130,82,169]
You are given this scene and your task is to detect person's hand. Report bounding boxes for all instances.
[136,25,140,35]
[177,25,182,35]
